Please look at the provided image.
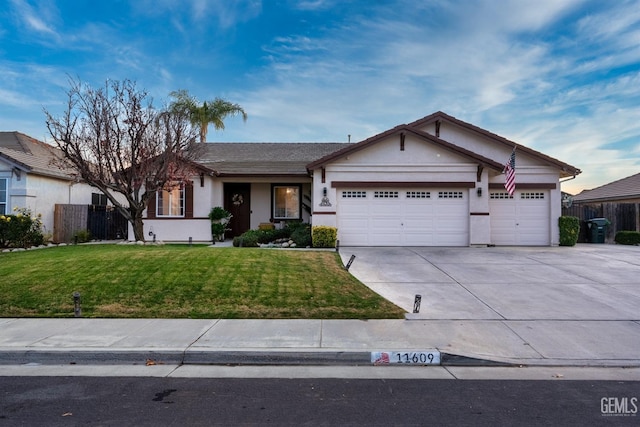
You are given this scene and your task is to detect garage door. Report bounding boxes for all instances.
[337,189,469,246]
[489,190,550,245]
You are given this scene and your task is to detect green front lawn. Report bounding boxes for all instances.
[0,245,405,319]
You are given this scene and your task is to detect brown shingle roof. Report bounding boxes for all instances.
[573,172,640,202]
[198,142,352,176]
[0,132,77,180]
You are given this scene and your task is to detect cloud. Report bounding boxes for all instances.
[290,0,337,11]
[131,0,262,29]
[9,0,61,42]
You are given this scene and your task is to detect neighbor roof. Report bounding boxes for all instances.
[198,142,352,176]
[0,132,77,180]
[573,172,640,202]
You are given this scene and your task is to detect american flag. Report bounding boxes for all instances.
[504,148,516,196]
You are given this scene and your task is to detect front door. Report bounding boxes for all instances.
[224,183,251,237]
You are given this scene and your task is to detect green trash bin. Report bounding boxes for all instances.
[586,218,609,243]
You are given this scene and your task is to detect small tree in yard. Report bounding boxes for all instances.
[44,78,200,241]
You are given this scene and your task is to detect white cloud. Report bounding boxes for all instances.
[132,0,262,29]
[9,0,61,42]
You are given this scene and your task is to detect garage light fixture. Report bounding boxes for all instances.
[477,187,482,197]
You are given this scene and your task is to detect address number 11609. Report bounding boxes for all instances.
[371,351,441,365]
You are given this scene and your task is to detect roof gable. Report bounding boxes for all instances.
[306,124,504,171]
[408,111,581,177]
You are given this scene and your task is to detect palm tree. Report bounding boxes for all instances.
[169,90,247,143]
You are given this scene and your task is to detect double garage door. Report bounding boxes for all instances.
[336,187,552,246]
[489,190,550,246]
[337,188,469,246]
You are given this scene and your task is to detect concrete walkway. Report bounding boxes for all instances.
[0,244,638,370]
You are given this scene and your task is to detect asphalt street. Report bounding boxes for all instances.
[1,376,638,426]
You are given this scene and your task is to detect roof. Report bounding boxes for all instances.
[408,111,582,178]
[198,142,352,176]
[306,124,505,171]
[0,132,77,180]
[573,172,640,202]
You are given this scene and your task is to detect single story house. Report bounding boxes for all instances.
[573,172,640,204]
[142,111,581,246]
[0,132,97,236]
[567,172,640,238]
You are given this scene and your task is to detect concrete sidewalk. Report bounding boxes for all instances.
[0,244,639,369]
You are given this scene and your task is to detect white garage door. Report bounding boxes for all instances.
[489,190,550,245]
[337,189,469,246]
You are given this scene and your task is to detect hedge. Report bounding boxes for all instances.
[558,216,580,247]
[615,231,640,245]
[312,226,337,248]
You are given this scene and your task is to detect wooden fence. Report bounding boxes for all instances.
[562,202,639,243]
[53,204,87,243]
[54,204,129,243]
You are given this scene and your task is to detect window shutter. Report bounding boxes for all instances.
[185,181,194,218]
[147,192,156,219]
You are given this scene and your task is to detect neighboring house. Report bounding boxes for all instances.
[573,172,640,203]
[141,111,581,246]
[567,172,640,239]
[0,132,97,237]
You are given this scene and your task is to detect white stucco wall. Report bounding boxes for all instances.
[0,160,95,235]
[138,175,313,242]
[310,126,564,246]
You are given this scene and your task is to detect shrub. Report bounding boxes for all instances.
[558,216,580,247]
[208,206,231,221]
[615,231,640,245]
[233,222,312,247]
[74,229,92,243]
[209,207,232,242]
[233,229,267,247]
[312,226,337,248]
[290,223,312,247]
[0,207,45,248]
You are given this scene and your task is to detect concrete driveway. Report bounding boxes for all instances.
[340,244,640,364]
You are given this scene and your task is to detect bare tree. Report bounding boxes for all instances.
[44,78,200,241]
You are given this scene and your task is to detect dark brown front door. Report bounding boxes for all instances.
[224,183,251,237]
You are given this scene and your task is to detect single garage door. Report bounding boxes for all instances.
[489,190,550,245]
[337,189,469,246]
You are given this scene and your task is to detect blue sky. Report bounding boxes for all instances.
[1,0,639,194]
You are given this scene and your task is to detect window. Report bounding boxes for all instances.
[157,185,184,217]
[374,191,399,198]
[342,191,367,198]
[438,191,463,199]
[0,178,6,214]
[92,193,108,206]
[521,192,545,199]
[273,185,300,220]
[407,191,431,199]
[490,192,513,199]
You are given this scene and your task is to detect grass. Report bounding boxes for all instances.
[0,244,405,319]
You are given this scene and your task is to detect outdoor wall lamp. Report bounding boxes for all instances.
[477,187,482,197]
[323,187,327,197]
